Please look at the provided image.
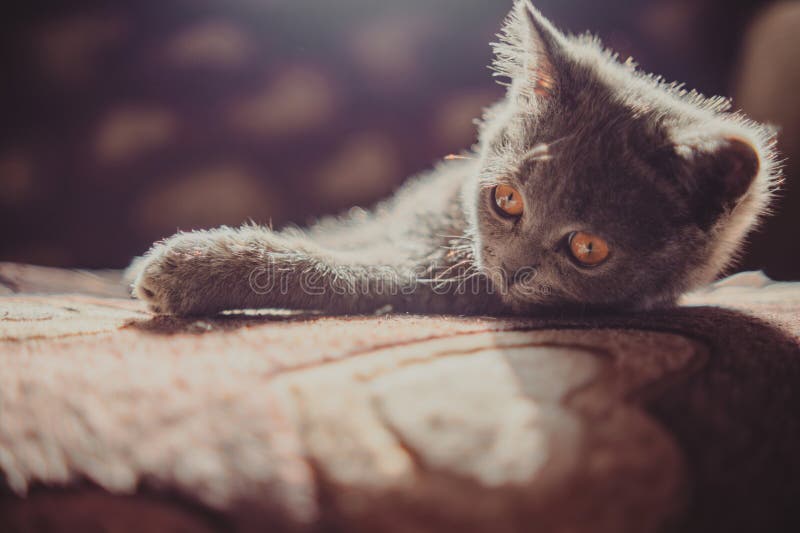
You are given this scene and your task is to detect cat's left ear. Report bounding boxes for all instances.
[676,135,762,225]
[495,2,566,98]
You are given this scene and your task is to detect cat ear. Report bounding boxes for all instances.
[494,2,565,98]
[677,136,761,225]
[711,137,761,202]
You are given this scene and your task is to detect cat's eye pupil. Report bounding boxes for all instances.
[493,184,524,218]
[568,231,609,267]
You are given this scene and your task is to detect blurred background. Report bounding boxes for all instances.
[0,0,798,278]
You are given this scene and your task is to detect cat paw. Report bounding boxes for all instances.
[131,233,215,316]
[131,226,308,315]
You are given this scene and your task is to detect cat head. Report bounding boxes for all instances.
[468,0,780,311]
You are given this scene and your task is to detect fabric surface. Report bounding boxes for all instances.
[1,263,799,532]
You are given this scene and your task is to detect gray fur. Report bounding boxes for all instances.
[130,1,780,316]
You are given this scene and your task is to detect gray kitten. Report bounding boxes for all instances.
[130,1,780,316]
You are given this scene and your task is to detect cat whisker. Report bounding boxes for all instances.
[521,134,575,164]
[425,260,480,290]
[455,268,484,293]
[418,273,468,288]
[524,154,553,164]
[433,259,472,281]
[437,233,474,241]
[440,242,474,252]
[546,133,574,147]
[523,143,550,160]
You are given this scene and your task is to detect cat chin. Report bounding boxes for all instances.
[499,281,560,310]
[501,280,684,313]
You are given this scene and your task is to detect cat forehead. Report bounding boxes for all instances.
[495,74,668,148]
[488,104,666,170]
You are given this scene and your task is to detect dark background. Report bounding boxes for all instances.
[1,0,798,278]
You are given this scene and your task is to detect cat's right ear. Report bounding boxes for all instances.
[493,2,566,99]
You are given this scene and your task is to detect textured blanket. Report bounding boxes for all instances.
[1,263,799,533]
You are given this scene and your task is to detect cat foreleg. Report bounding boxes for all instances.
[131,225,421,316]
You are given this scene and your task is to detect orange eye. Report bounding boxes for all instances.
[493,184,524,217]
[568,231,610,266]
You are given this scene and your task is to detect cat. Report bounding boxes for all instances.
[129,0,780,317]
